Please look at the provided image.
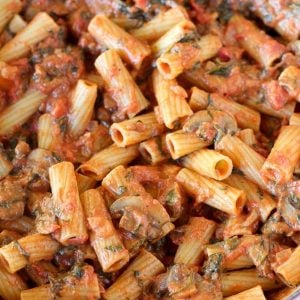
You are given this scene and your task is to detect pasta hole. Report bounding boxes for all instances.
[112,128,124,144]
[215,160,229,177]
[160,62,171,75]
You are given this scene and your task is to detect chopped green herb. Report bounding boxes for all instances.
[133,270,140,277]
[208,65,232,77]
[288,193,300,209]
[257,188,264,200]
[166,189,176,205]
[104,244,123,252]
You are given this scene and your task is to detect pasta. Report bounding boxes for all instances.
[0,1,298,298]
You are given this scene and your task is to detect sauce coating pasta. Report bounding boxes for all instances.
[0,0,299,299]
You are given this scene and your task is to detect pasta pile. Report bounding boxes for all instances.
[0,0,299,299]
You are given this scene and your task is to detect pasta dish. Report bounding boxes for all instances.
[0,0,299,299]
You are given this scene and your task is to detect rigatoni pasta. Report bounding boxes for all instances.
[95,49,149,118]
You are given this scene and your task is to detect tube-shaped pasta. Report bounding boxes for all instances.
[0,263,27,300]
[21,265,101,300]
[25,261,57,286]
[110,112,164,147]
[290,113,300,126]
[176,168,246,215]
[224,174,276,222]
[76,173,97,194]
[88,15,150,69]
[84,72,104,89]
[37,113,55,150]
[278,66,300,102]
[166,130,210,159]
[275,246,300,286]
[79,143,139,180]
[95,49,149,118]
[0,12,59,62]
[224,285,266,300]
[0,150,12,180]
[205,243,253,271]
[0,0,22,34]
[240,96,296,119]
[157,52,185,80]
[197,34,223,62]
[8,14,27,34]
[228,14,285,68]
[0,90,46,136]
[236,129,257,146]
[130,6,189,41]
[0,216,34,234]
[222,269,282,297]
[81,189,129,272]
[68,79,97,137]
[153,69,193,129]
[49,161,88,245]
[139,135,170,164]
[216,135,266,191]
[152,20,195,57]
[181,149,233,180]
[104,249,165,300]
[0,234,59,273]
[174,217,216,266]
[270,286,300,300]
[260,126,300,185]
[189,88,261,132]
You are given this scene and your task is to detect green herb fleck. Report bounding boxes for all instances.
[104,244,123,252]
[208,65,232,77]
[166,189,176,205]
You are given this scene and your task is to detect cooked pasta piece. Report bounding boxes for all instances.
[0,90,46,136]
[37,113,55,150]
[261,126,300,186]
[79,143,139,180]
[152,20,195,57]
[269,286,300,300]
[0,263,27,300]
[228,14,285,68]
[236,129,257,146]
[130,6,189,41]
[0,12,59,62]
[8,14,27,34]
[88,15,151,69]
[68,79,97,137]
[181,149,233,180]
[275,246,300,286]
[224,174,276,222]
[156,34,222,79]
[139,135,170,164]
[222,269,281,297]
[49,161,88,245]
[25,261,57,286]
[103,249,165,300]
[153,69,193,129]
[95,49,149,118]
[216,135,267,191]
[189,88,261,132]
[289,113,300,126]
[166,130,210,159]
[81,189,129,272]
[176,168,246,215]
[76,173,97,194]
[240,96,296,119]
[278,66,300,102]
[0,234,59,273]
[174,217,216,266]
[21,265,101,300]
[110,112,164,147]
[224,285,266,300]
[0,216,34,234]
[0,0,22,33]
